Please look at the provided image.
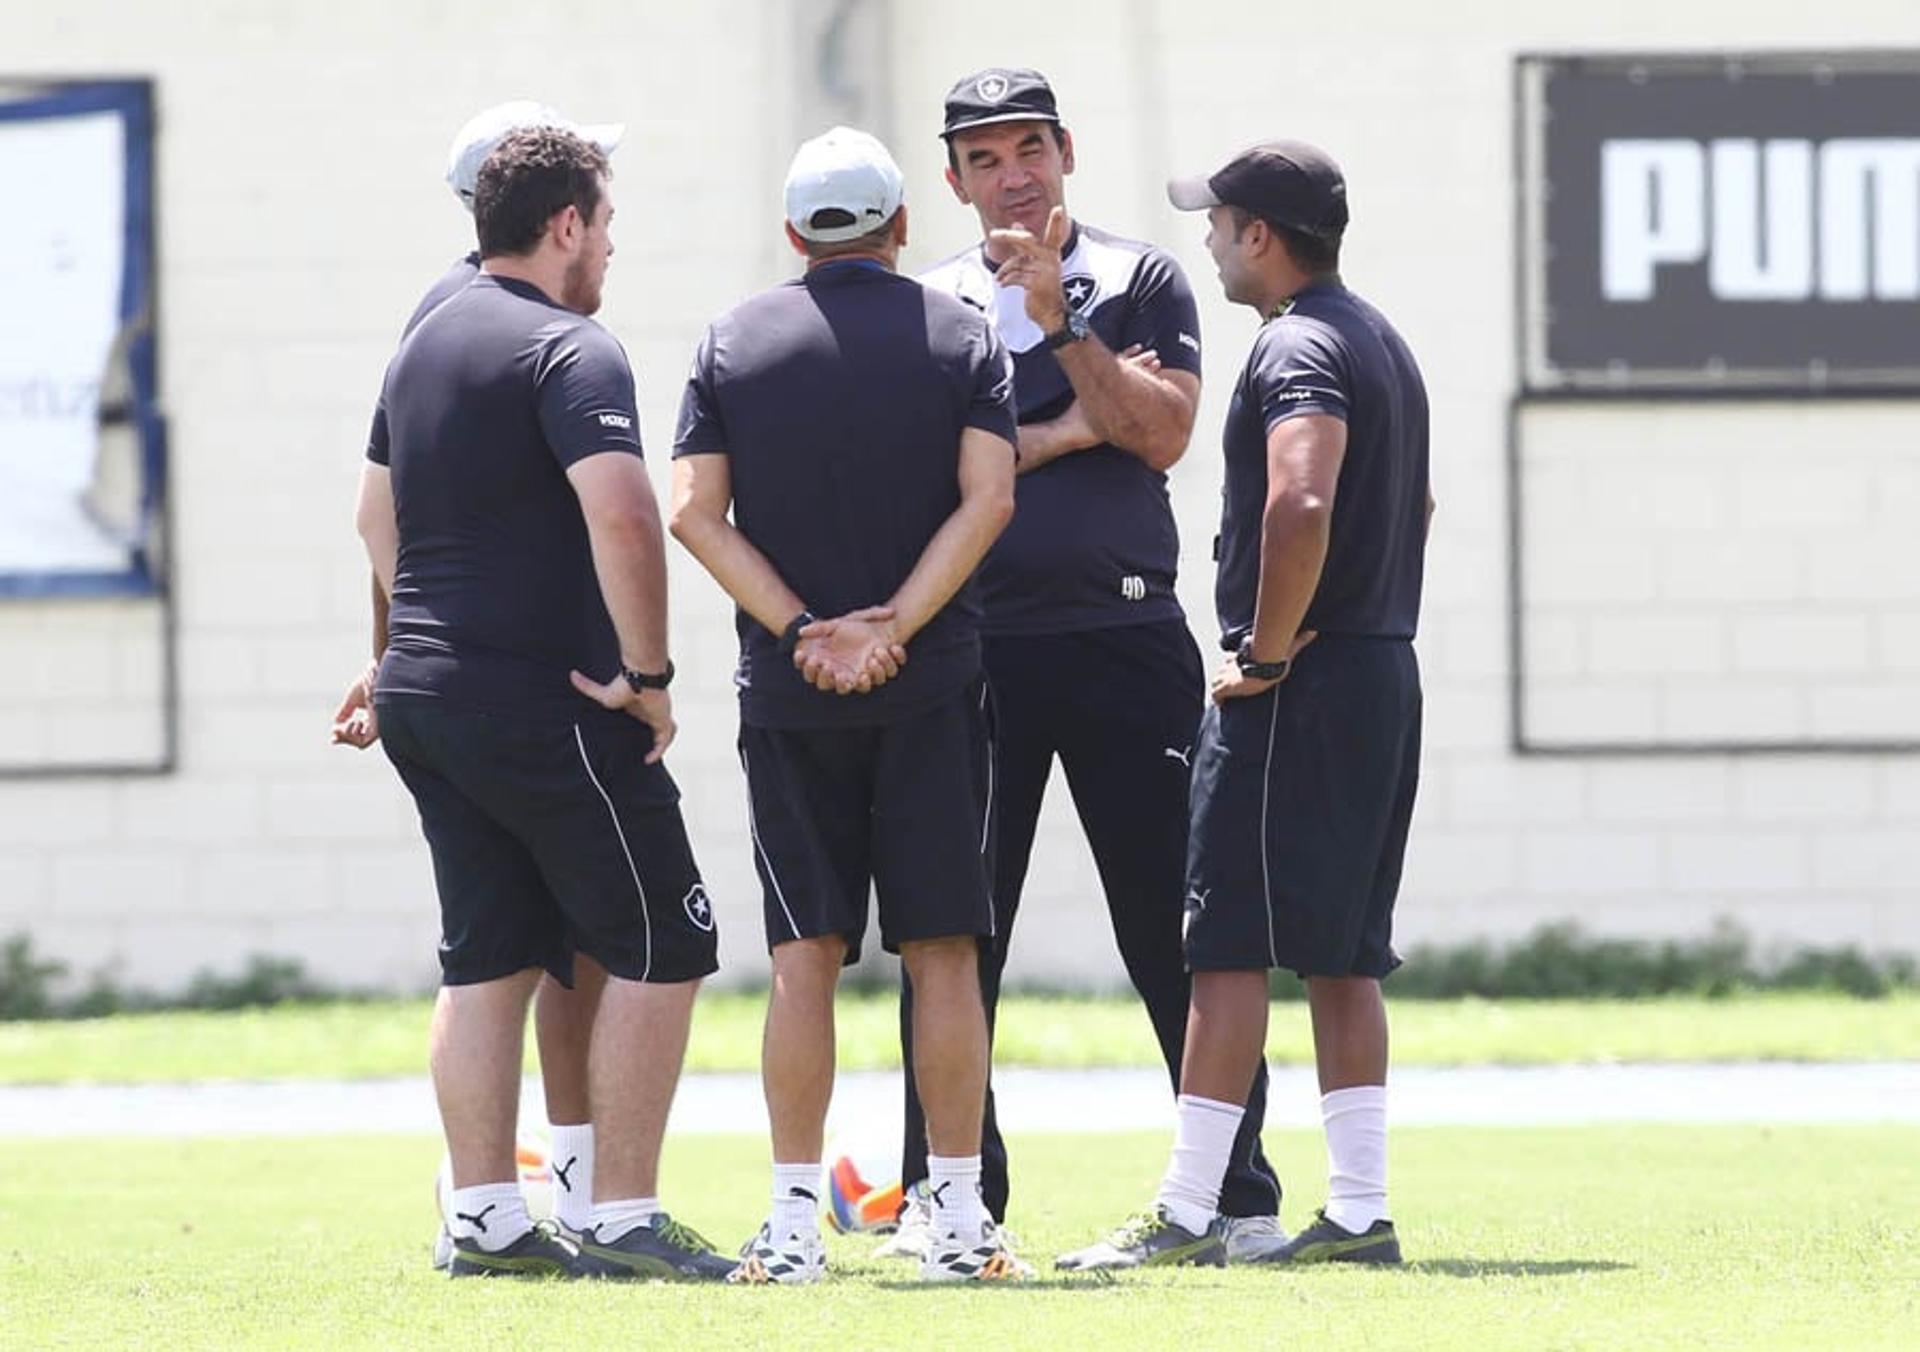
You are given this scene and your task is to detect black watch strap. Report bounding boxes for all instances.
[621,660,674,692]
[1044,310,1090,350]
[778,611,816,658]
[1235,637,1291,683]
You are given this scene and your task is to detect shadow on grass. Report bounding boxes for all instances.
[870,1272,1125,1292]
[1406,1258,1633,1278]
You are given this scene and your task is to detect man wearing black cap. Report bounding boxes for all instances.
[1061,141,1428,1270]
[888,66,1281,1261]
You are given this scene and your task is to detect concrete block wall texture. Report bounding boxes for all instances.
[1,0,1917,995]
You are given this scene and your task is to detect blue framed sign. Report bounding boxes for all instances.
[0,80,165,596]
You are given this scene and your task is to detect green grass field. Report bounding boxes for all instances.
[1,1126,1912,1350]
[2,991,1916,1085]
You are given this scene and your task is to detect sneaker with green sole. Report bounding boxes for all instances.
[576,1213,734,1281]
[1252,1209,1402,1265]
[1054,1205,1226,1271]
[447,1220,580,1278]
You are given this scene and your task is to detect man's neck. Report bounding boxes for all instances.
[1251,268,1336,320]
[806,248,895,272]
[480,255,569,309]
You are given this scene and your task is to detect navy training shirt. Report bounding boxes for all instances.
[673,261,1017,729]
[401,251,480,338]
[1215,278,1429,648]
[368,273,645,716]
[918,224,1202,636]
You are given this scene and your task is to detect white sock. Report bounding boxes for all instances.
[447,1181,530,1252]
[770,1162,823,1239]
[1155,1094,1244,1235]
[926,1154,988,1243]
[1321,1085,1389,1232]
[547,1122,594,1232]
[589,1195,659,1244]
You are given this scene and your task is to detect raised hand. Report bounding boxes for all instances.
[988,205,1072,330]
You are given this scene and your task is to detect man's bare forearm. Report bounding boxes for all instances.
[1249,499,1331,662]
[1014,415,1098,475]
[585,504,671,672]
[1054,335,1194,469]
[670,511,808,638]
[886,493,1014,643]
[369,573,388,660]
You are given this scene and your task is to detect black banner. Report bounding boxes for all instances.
[1519,53,1920,392]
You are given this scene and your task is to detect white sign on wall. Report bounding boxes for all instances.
[0,83,160,594]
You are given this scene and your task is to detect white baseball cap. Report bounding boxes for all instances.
[445,101,624,211]
[784,126,906,243]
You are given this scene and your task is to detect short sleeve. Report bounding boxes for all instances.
[533,322,645,468]
[366,383,391,466]
[965,322,1018,447]
[671,328,728,458]
[1251,318,1350,432]
[1121,249,1204,378]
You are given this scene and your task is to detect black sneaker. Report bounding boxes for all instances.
[1254,1209,1402,1265]
[1054,1205,1227,1271]
[576,1213,735,1281]
[447,1220,581,1278]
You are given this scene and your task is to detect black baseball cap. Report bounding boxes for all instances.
[941,67,1062,139]
[1167,140,1348,240]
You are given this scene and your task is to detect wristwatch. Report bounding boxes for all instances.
[1234,636,1291,683]
[778,610,816,658]
[621,661,675,692]
[1044,309,1090,350]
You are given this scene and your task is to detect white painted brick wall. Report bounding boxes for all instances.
[1,0,1916,998]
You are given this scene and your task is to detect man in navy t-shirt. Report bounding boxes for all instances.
[894,66,1280,1259]
[330,101,624,1261]
[353,127,731,1282]
[1062,141,1430,1270]
[671,127,1029,1285]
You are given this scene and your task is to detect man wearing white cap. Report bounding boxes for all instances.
[670,126,1027,1284]
[329,102,624,1266]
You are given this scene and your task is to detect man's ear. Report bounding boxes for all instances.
[892,203,909,250]
[549,203,583,253]
[784,220,810,257]
[945,164,971,206]
[1059,127,1076,176]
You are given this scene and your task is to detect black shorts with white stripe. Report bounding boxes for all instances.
[1183,636,1421,979]
[737,676,996,963]
[378,696,719,987]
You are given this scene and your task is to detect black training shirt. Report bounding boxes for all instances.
[1216,278,1428,648]
[673,261,1016,729]
[401,251,480,338]
[368,273,644,715]
[918,224,1202,635]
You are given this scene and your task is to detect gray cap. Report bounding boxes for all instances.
[445,101,624,211]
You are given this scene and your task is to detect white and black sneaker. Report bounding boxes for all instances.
[920,1220,1033,1283]
[728,1221,827,1285]
[1222,1213,1290,1263]
[871,1181,933,1261]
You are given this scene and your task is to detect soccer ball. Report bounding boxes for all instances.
[433,1131,555,1225]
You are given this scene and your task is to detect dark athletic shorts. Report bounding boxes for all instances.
[1184,636,1421,978]
[378,697,719,987]
[737,678,995,962]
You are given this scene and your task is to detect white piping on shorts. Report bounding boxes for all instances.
[1259,695,1281,968]
[573,723,653,982]
[737,745,802,941]
[979,682,996,936]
